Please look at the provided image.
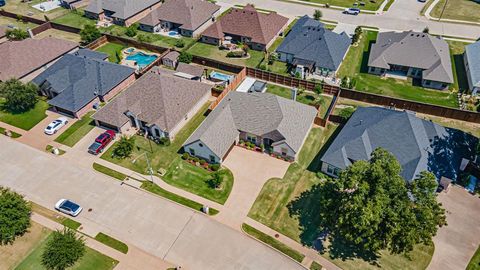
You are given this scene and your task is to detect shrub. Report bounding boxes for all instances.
[6,28,29,41]
[0,187,31,245]
[338,107,356,120]
[113,136,135,159]
[258,63,267,70]
[313,9,322,20]
[159,137,170,146]
[314,84,323,95]
[0,79,38,112]
[226,50,244,58]
[182,153,190,160]
[206,172,223,188]
[192,157,200,163]
[80,25,101,44]
[137,33,152,43]
[125,23,139,37]
[209,164,220,171]
[178,52,193,63]
[41,228,85,270]
[239,139,244,145]
[175,39,185,48]
[199,159,207,165]
[325,3,330,7]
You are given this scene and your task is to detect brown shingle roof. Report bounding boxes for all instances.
[202,4,288,45]
[176,63,204,78]
[0,26,6,38]
[140,0,220,31]
[0,37,78,81]
[93,68,212,131]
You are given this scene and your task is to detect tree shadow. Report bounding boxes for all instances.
[452,54,469,93]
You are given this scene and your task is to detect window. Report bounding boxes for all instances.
[189,148,195,155]
[326,164,340,177]
[155,128,161,137]
[281,148,288,156]
[209,155,216,163]
[247,134,256,144]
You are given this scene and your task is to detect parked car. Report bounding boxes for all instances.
[343,8,361,15]
[88,130,116,155]
[55,199,83,217]
[0,0,5,7]
[44,117,69,135]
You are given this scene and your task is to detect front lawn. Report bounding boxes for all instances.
[0,98,49,130]
[163,159,234,204]
[467,245,480,270]
[337,30,458,108]
[16,233,118,270]
[54,111,95,147]
[95,42,127,63]
[430,0,480,23]
[187,42,265,68]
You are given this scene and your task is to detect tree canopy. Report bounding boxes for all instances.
[42,228,85,270]
[0,79,39,112]
[79,25,101,44]
[301,148,446,255]
[0,187,31,245]
[113,136,135,159]
[6,28,29,41]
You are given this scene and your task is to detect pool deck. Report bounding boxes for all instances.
[120,47,160,71]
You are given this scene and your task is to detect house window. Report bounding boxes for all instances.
[281,147,288,156]
[209,155,216,163]
[189,148,195,156]
[247,134,256,144]
[154,128,161,137]
[326,164,340,177]
[425,80,431,86]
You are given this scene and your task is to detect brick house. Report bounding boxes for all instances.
[84,0,162,27]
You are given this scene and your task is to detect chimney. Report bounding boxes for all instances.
[291,88,297,101]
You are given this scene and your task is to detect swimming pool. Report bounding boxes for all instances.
[126,52,158,69]
[210,71,234,82]
[168,31,179,37]
[125,47,135,54]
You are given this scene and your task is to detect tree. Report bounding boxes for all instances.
[0,187,31,245]
[423,26,429,33]
[338,107,355,120]
[313,9,322,20]
[207,172,223,189]
[299,148,446,255]
[351,26,362,44]
[314,84,323,95]
[175,39,185,48]
[113,136,135,159]
[80,25,101,44]
[178,52,193,63]
[0,79,38,112]
[41,228,85,270]
[5,28,29,41]
[125,23,139,37]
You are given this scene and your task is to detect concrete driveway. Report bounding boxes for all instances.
[219,147,290,228]
[428,186,480,270]
[0,137,304,270]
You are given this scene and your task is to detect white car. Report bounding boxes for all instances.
[44,117,68,135]
[55,199,83,217]
[343,8,360,15]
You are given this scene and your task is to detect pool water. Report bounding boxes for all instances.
[210,71,233,82]
[125,48,135,54]
[168,31,179,36]
[126,52,158,68]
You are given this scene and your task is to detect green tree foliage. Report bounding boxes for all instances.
[338,107,356,120]
[351,26,362,44]
[79,25,101,44]
[0,79,38,112]
[175,39,185,48]
[207,172,223,189]
[125,23,139,37]
[313,9,322,20]
[5,28,29,41]
[113,136,135,159]
[178,52,193,63]
[314,84,323,95]
[41,228,85,270]
[0,187,31,245]
[301,148,446,255]
[137,34,153,43]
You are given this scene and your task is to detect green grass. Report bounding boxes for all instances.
[447,40,470,92]
[30,202,82,231]
[310,261,323,270]
[45,145,66,155]
[141,181,219,215]
[383,0,395,11]
[16,233,118,270]
[0,99,49,130]
[187,42,265,68]
[93,163,126,181]
[94,233,128,254]
[293,0,383,10]
[163,159,234,204]
[430,0,480,23]
[101,102,210,174]
[0,16,37,31]
[95,42,127,63]
[3,0,70,21]
[54,111,95,147]
[61,219,81,230]
[242,223,305,263]
[52,9,96,29]
[337,31,458,108]
[467,245,480,270]
[0,126,22,138]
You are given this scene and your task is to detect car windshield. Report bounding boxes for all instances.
[89,142,102,150]
[97,134,107,141]
[61,200,79,212]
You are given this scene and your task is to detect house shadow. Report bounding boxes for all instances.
[452,54,470,93]
[359,40,376,74]
[307,124,343,173]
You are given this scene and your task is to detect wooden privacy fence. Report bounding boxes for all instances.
[0,10,46,25]
[209,68,247,110]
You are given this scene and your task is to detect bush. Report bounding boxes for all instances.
[338,107,356,120]
[313,9,322,20]
[239,139,244,145]
[258,63,267,70]
[159,137,170,146]
[5,28,29,41]
[192,157,200,163]
[41,228,85,270]
[0,79,38,112]
[137,33,152,43]
[206,172,223,189]
[113,136,135,159]
[226,50,244,58]
[199,159,207,165]
[125,23,139,37]
[0,187,31,245]
[175,39,185,48]
[209,164,220,171]
[314,84,323,95]
[79,25,101,44]
[182,153,190,160]
[178,52,193,63]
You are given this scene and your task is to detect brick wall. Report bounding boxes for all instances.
[75,96,100,118]
[101,73,136,102]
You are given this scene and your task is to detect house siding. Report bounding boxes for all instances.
[75,96,100,118]
[100,73,136,102]
[201,36,220,46]
[168,96,210,140]
[272,141,295,160]
[184,140,222,163]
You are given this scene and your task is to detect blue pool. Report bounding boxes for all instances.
[126,52,158,68]
[467,175,478,193]
[210,71,234,82]
[168,31,179,36]
[125,47,135,53]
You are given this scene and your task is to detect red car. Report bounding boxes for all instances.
[88,130,116,155]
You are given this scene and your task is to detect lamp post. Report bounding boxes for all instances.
[132,152,154,182]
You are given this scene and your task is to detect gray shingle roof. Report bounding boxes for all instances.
[321,107,478,182]
[32,52,135,113]
[139,0,220,31]
[86,0,161,20]
[176,63,204,78]
[368,31,453,84]
[184,92,317,159]
[276,15,351,71]
[465,41,480,88]
[93,68,212,131]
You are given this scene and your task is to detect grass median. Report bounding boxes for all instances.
[93,163,127,181]
[95,233,128,254]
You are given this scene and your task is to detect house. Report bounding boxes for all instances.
[0,26,7,44]
[367,31,453,90]
[320,107,478,182]
[276,15,351,78]
[175,62,204,81]
[92,67,212,139]
[139,0,220,38]
[84,0,162,27]
[0,37,78,82]
[464,41,480,95]
[183,92,317,164]
[60,0,90,9]
[74,48,109,60]
[200,4,289,51]
[32,50,136,118]
[162,51,180,68]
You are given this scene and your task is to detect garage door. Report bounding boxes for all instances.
[54,107,75,118]
[97,121,119,132]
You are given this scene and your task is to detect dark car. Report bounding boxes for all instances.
[0,0,5,7]
[88,130,116,155]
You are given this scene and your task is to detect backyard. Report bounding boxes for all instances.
[2,0,70,20]
[0,16,37,30]
[33,28,82,43]
[248,124,435,269]
[0,98,49,130]
[95,42,127,63]
[337,30,459,108]
[187,42,265,68]
[430,0,480,23]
